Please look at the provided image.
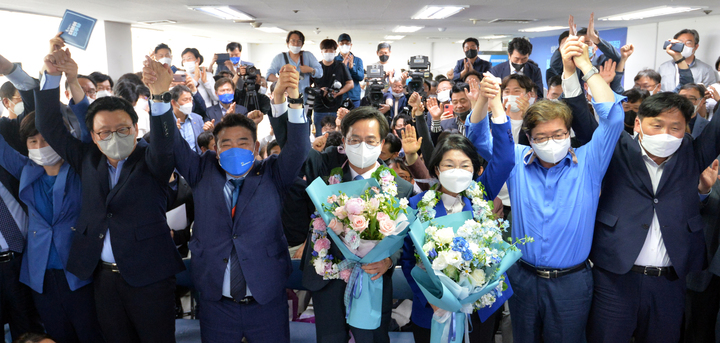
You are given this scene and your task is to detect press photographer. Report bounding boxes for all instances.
[309,38,353,137]
[359,64,391,118]
[233,66,271,115]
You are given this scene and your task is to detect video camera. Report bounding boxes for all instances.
[365,64,386,108]
[407,55,431,96]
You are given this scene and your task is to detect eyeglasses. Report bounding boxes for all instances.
[85,89,97,96]
[95,127,133,141]
[346,137,381,146]
[681,40,695,47]
[531,131,569,146]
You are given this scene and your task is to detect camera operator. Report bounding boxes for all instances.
[267,30,323,99]
[310,39,354,136]
[233,68,271,116]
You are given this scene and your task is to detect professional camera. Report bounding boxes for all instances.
[365,64,386,108]
[407,55,431,96]
[325,80,342,102]
[305,87,322,110]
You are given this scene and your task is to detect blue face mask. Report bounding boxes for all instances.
[230,57,241,65]
[219,147,254,176]
[218,93,234,104]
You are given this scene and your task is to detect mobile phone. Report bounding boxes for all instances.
[173,73,187,82]
[662,41,684,53]
[444,104,454,113]
[216,53,230,66]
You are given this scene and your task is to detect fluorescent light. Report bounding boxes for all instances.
[256,27,287,33]
[138,20,176,25]
[599,6,703,21]
[412,6,468,20]
[518,26,566,33]
[380,40,394,44]
[477,34,510,39]
[384,35,405,40]
[393,26,424,33]
[190,6,254,21]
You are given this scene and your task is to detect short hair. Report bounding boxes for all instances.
[266,140,279,156]
[508,37,533,56]
[154,43,171,54]
[437,79,453,89]
[558,31,570,46]
[65,75,97,91]
[86,96,139,132]
[320,39,338,51]
[679,83,708,97]
[214,77,235,92]
[113,82,139,105]
[19,111,39,142]
[522,100,573,134]
[435,75,448,83]
[340,106,389,140]
[451,82,470,95]
[218,71,234,80]
[320,115,337,128]
[674,29,700,45]
[286,30,305,45]
[136,85,151,98]
[462,37,479,49]
[391,114,411,131]
[462,70,483,83]
[377,42,391,52]
[577,27,599,36]
[197,131,214,150]
[634,69,662,84]
[226,42,242,52]
[548,75,562,88]
[384,133,402,154]
[622,88,650,104]
[12,332,53,343]
[213,113,257,142]
[170,85,192,102]
[0,81,17,100]
[501,74,535,93]
[89,72,114,88]
[181,48,204,65]
[325,131,344,148]
[427,134,484,179]
[117,73,143,86]
[637,92,694,124]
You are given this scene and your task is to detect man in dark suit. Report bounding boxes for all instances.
[36,50,184,343]
[167,63,308,342]
[490,37,545,99]
[569,65,720,341]
[452,37,492,82]
[205,78,248,124]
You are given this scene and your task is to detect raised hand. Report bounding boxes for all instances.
[142,55,173,95]
[56,50,78,80]
[185,77,197,93]
[247,110,264,124]
[516,93,531,114]
[708,85,720,102]
[568,15,577,36]
[620,44,635,60]
[561,35,584,76]
[572,36,593,73]
[699,159,719,194]
[203,119,215,132]
[598,59,617,85]
[426,97,443,121]
[336,107,349,122]
[313,133,329,152]
[665,39,684,61]
[400,124,422,156]
[465,78,480,106]
[227,102,236,115]
[408,92,422,109]
[49,32,65,53]
[586,12,600,45]
[273,64,300,103]
[479,73,500,100]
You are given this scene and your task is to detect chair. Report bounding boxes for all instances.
[175,258,197,319]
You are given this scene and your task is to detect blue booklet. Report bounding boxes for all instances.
[59,10,96,50]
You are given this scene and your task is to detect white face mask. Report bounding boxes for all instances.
[339,45,351,54]
[639,125,682,158]
[344,142,382,169]
[289,45,302,54]
[531,137,571,164]
[158,57,172,66]
[506,95,520,112]
[438,169,474,194]
[183,61,196,73]
[391,91,404,98]
[96,90,112,98]
[135,99,149,113]
[681,45,695,59]
[437,89,451,103]
[259,87,268,95]
[528,97,536,106]
[548,98,560,103]
[322,52,335,62]
[28,146,62,166]
[179,103,193,116]
[98,132,136,161]
[8,100,23,115]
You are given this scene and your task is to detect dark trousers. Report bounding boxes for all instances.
[507,261,593,343]
[94,268,176,343]
[411,307,500,343]
[587,266,685,343]
[312,268,395,343]
[31,269,104,343]
[684,274,720,343]
[198,293,289,343]
[0,253,43,340]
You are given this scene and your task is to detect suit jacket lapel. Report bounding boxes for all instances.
[342,162,353,183]
[628,136,655,195]
[96,154,110,199]
[213,163,234,228]
[51,163,71,224]
[434,197,448,217]
[106,143,144,206]
[461,196,472,212]
[233,161,262,224]
[655,140,686,195]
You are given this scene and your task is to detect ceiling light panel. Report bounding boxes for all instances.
[190,6,254,21]
[598,6,703,21]
[412,6,468,20]
[518,26,567,33]
[393,26,424,33]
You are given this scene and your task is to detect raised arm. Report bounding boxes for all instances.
[407,92,434,167]
[663,39,695,93]
[464,73,502,161]
[56,50,92,143]
[0,133,28,180]
[586,13,621,64]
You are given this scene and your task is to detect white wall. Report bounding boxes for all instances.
[624,14,720,89]
[105,21,133,81]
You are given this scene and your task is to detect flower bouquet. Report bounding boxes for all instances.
[409,209,531,343]
[306,166,416,330]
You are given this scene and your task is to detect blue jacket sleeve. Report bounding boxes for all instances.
[272,109,310,191]
[67,96,92,143]
[350,56,364,82]
[596,37,621,64]
[477,118,515,200]
[465,115,494,161]
[672,67,695,93]
[0,133,27,180]
[582,93,626,184]
[610,71,625,94]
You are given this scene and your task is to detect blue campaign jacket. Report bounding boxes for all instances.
[174,109,310,304]
[399,115,515,328]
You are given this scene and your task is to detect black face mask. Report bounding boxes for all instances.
[624,110,637,134]
[465,49,478,59]
[511,62,525,72]
[379,55,389,63]
[394,127,405,137]
[454,109,471,121]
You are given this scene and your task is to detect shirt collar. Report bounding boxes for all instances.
[106,158,127,171]
[349,162,380,180]
[637,139,672,168]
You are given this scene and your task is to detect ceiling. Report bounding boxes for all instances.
[3,0,719,44]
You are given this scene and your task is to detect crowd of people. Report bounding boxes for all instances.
[0,11,719,343]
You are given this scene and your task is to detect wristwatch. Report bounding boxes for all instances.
[581,67,599,82]
[287,94,303,105]
[674,56,686,64]
[151,92,172,103]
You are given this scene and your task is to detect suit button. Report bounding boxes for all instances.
[223,258,228,263]
[233,235,238,239]
[653,198,658,204]
[642,224,650,229]
[71,227,76,231]
[99,233,104,239]
[107,213,113,218]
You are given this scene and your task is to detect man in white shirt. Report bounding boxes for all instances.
[657,29,718,92]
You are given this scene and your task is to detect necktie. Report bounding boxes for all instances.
[354,175,364,181]
[229,177,247,300]
[230,178,244,218]
[0,196,23,253]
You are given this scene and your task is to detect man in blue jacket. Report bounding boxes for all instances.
[490,37,545,99]
[335,33,365,109]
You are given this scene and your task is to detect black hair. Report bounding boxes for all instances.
[716,56,720,72]
[226,42,242,52]
[85,96,138,132]
[117,73,143,86]
[577,27,599,36]
[435,75,448,83]
[462,37,479,49]
[320,115,337,128]
[0,81,17,100]
[113,82,139,105]
[622,88,650,104]
[501,74,535,93]
[214,77,235,92]
[636,92,694,124]
[558,31,570,46]
[384,133,402,154]
[674,29,700,45]
[197,131,214,150]
[154,43,171,54]
[391,114,411,131]
[320,39,338,51]
[266,139,280,156]
[679,83,708,97]
[325,131,344,148]
[136,85,150,98]
[213,113,257,142]
[377,42,391,52]
[286,30,305,45]
[462,70,483,83]
[340,106,389,140]
[548,75,562,88]
[89,72,114,88]
[451,82,470,94]
[12,332,53,343]
[170,85,192,102]
[634,69,661,84]
[19,111,38,142]
[65,75,97,91]
[508,37,533,56]
[181,48,204,65]
[427,134,483,179]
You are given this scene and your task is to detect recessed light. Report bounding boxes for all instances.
[189,6,254,21]
[393,26,424,33]
[138,20,177,25]
[256,27,287,33]
[384,35,406,40]
[412,6,468,20]
[598,6,704,21]
[518,26,567,33]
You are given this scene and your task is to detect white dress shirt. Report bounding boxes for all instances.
[441,193,464,214]
[633,145,672,267]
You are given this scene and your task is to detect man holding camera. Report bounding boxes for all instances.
[311,39,353,136]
